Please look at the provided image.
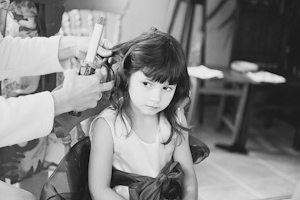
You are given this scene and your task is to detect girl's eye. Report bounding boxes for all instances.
[143,82,151,87]
[163,86,175,91]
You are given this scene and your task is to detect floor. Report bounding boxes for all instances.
[192,103,300,200]
[17,103,300,200]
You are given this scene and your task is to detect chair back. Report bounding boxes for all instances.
[40,137,91,200]
[61,0,130,45]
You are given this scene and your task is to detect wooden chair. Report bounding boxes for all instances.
[61,0,129,45]
[54,0,130,154]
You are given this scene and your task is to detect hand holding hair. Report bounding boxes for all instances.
[58,36,113,62]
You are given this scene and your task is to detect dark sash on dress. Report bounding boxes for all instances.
[111,161,183,200]
[40,136,209,200]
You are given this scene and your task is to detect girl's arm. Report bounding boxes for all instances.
[88,118,125,200]
[173,110,198,200]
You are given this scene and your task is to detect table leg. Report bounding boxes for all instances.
[198,80,206,124]
[216,83,251,154]
[216,93,226,130]
[187,76,200,126]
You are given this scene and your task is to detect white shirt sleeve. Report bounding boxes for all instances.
[0,34,64,147]
[0,35,63,80]
[0,91,55,147]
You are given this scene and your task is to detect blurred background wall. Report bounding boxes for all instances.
[120,0,235,68]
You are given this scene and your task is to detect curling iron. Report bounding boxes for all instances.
[69,17,106,116]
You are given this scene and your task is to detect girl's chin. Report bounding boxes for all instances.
[140,108,161,116]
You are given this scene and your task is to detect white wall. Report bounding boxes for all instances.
[120,0,236,68]
[206,0,236,68]
[120,0,172,41]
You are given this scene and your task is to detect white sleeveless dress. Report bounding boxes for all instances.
[90,108,178,199]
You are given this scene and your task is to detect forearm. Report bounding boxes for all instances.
[0,36,63,80]
[0,92,54,147]
[173,134,198,200]
[91,188,126,200]
[182,174,198,200]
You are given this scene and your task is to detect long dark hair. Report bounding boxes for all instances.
[103,28,191,144]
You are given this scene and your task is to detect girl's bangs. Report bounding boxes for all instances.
[141,61,183,85]
[140,46,186,85]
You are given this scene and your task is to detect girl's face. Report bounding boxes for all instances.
[128,71,176,116]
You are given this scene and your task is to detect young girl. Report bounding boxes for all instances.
[88,28,198,200]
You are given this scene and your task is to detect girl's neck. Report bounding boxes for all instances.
[124,105,160,143]
[125,105,159,123]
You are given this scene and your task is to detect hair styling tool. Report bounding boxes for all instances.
[69,17,106,117]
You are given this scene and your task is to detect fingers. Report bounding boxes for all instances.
[100,67,108,82]
[97,38,113,58]
[75,37,112,61]
[97,48,112,58]
[100,38,113,49]
[94,57,113,69]
[100,81,114,92]
[94,69,115,92]
[93,38,113,69]
[94,68,107,83]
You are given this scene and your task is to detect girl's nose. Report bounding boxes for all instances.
[150,88,161,103]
